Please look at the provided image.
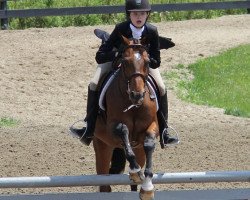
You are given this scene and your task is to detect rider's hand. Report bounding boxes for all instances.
[149,57,158,69]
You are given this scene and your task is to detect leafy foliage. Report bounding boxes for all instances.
[7,0,247,29]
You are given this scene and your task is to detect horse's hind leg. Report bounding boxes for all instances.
[109,148,126,174]
[130,185,138,191]
[140,134,155,200]
[93,138,113,192]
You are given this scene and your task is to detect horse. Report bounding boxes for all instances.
[93,35,159,200]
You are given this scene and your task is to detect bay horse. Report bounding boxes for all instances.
[93,35,159,200]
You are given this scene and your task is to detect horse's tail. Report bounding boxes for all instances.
[109,148,126,174]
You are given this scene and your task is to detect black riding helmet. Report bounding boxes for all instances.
[125,0,151,14]
[125,0,151,24]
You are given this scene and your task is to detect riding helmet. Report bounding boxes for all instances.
[125,0,151,13]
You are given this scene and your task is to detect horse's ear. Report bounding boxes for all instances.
[121,35,130,46]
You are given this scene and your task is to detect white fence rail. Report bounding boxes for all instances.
[0,170,249,188]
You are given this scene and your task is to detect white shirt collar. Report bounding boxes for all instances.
[130,23,145,40]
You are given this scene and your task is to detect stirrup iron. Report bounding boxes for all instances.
[69,120,88,140]
[161,125,180,148]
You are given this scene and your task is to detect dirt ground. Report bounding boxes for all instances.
[0,15,249,195]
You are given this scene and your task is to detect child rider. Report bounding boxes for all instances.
[70,0,179,148]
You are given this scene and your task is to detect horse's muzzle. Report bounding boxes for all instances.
[129,90,146,105]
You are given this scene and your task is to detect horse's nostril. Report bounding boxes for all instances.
[131,91,135,99]
[130,91,145,102]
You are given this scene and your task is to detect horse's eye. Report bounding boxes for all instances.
[122,57,130,66]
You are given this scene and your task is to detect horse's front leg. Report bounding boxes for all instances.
[114,123,144,183]
[140,133,156,200]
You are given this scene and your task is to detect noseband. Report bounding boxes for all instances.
[126,72,147,97]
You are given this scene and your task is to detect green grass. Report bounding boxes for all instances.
[7,0,247,29]
[0,117,19,127]
[176,44,250,118]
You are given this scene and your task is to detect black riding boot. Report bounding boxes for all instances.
[70,87,99,146]
[158,92,179,148]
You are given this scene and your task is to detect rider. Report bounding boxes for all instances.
[70,0,179,147]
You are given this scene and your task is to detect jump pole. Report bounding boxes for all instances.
[0,171,249,188]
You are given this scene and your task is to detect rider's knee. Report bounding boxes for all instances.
[98,62,113,72]
[158,85,166,96]
[90,62,113,91]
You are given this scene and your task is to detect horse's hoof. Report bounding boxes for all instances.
[99,185,111,192]
[139,188,154,200]
[129,170,145,183]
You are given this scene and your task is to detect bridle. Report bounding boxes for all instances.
[121,43,149,112]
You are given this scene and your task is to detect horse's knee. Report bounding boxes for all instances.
[144,135,155,153]
[113,123,134,158]
[113,123,129,137]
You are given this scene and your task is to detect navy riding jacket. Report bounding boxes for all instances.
[95,21,161,69]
